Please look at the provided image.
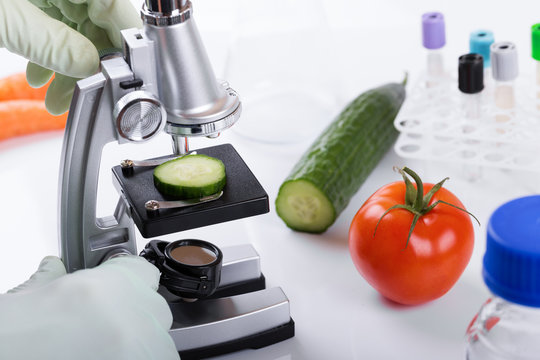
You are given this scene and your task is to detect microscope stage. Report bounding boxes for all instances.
[112,144,269,238]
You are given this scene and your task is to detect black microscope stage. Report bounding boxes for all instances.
[112,143,269,238]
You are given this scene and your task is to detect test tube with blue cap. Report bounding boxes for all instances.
[470,30,494,84]
[490,41,518,125]
[422,12,446,87]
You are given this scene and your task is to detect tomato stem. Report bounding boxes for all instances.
[402,167,424,211]
[374,167,480,248]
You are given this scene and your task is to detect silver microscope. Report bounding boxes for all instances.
[58,1,294,358]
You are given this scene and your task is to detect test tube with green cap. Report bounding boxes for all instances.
[532,23,540,109]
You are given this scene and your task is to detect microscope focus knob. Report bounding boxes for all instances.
[113,90,166,142]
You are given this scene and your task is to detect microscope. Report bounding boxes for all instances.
[58,1,294,358]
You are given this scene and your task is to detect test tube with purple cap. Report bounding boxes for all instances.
[422,12,446,87]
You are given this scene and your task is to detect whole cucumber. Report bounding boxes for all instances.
[275,79,406,233]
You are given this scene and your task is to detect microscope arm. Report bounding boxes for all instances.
[59,59,140,273]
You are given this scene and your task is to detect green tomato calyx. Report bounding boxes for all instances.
[373,167,480,249]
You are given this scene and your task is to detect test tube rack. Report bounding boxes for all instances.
[394,74,540,173]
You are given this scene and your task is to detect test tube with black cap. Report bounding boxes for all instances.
[459,53,484,119]
[422,12,446,87]
[458,53,484,182]
[491,41,518,124]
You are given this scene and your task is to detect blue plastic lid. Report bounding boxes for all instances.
[470,30,494,68]
[484,195,540,307]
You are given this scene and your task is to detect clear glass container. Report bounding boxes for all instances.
[466,296,540,360]
[466,195,540,360]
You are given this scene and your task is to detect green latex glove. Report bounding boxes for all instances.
[0,0,141,115]
[0,255,180,360]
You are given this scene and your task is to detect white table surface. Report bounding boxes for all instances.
[1,1,540,359]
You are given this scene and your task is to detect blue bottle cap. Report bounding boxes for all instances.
[470,30,494,68]
[484,195,540,307]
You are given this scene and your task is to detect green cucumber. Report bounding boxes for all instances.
[276,79,406,233]
[153,154,226,199]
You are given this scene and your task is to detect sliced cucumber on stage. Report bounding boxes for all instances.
[153,154,226,199]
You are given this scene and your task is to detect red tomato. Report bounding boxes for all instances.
[348,180,474,305]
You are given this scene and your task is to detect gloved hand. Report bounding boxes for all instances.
[0,255,180,360]
[0,0,141,115]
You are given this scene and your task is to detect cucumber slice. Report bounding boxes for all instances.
[275,180,335,233]
[153,154,226,199]
[276,80,406,233]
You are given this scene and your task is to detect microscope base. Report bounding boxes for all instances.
[152,244,295,358]
[169,287,294,359]
[179,318,295,360]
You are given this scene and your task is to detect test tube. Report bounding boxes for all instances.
[490,42,518,125]
[470,30,494,88]
[459,54,484,119]
[531,24,540,110]
[458,54,484,182]
[422,12,446,87]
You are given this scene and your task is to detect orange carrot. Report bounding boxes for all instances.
[0,100,67,141]
[0,73,53,101]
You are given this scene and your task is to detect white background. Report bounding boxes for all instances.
[1,0,540,359]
